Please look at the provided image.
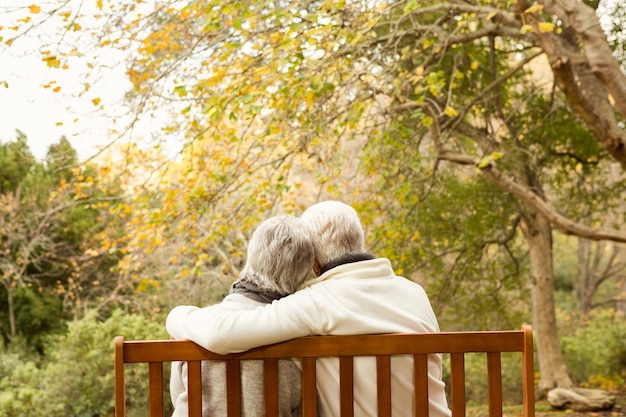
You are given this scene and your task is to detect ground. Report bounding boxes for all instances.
[535,390,626,417]
[468,389,626,417]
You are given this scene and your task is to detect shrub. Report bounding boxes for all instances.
[39,310,167,417]
[561,308,626,389]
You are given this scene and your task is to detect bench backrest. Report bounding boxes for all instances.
[115,325,534,417]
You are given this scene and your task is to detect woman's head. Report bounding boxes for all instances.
[243,215,315,295]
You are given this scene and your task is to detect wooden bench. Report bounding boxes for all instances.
[115,325,535,417]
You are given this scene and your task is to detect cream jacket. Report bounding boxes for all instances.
[167,258,451,417]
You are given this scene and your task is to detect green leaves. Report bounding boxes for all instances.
[476,152,504,169]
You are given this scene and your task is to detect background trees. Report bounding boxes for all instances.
[1,0,625,404]
[0,133,126,351]
[103,0,625,391]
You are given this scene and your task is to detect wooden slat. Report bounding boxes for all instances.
[187,360,202,417]
[376,355,392,417]
[121,330,527,363]
[339,356,354,417]
[487,353,503,417]
[521,325,536,417]
[414,353,429,417]
[114,336,125,417]
[148,362,164,416]
[225,360,241,417]
[264,358,279,416]
[301,357,317,417]
[450,353,466,417]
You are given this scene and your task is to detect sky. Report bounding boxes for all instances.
[0,1,135,161]
[1,0,620,162]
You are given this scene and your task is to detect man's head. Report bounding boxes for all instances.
[301,200,365,271]
[244,215,314,295]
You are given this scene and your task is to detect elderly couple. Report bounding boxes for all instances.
[166,200,452,417]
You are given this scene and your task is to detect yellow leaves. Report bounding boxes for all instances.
[28,4,41,14]
[173,85,187,97]
[179,8,191,20]
[96,0,103,9]
[523,4,544,14]
[91,97,101,106]
[521,21,554,34]
[520,3,554,33]
[444,106,458,117]
[42,55,61,68]
[470,61,479,70]
[0,80,7,89]
[476,152,504,169]
[537,22,555,33]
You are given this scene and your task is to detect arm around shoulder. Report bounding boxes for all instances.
[166,292,319,354]
[166,303,259,353]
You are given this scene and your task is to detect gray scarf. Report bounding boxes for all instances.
[229,277,284,304]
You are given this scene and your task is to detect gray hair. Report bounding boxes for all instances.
[301,200,365,267]
[243,215,315,295]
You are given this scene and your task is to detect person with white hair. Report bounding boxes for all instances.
[169,215,314,417]
[167,201,451,417]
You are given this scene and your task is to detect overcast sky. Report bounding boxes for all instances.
[0,1,134,161]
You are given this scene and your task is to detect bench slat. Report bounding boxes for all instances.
[264,358,280,416]
[225,360,241,417]
[301,357,317,417]
[376,355,392,417]
[187,360,202,417]
[339,356,354,417]
[522,327,535,417]
[450,352,466,417]
[148,362,164,416]
[487,352,503,417]
[414,353,429,417]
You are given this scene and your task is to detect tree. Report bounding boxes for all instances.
[114,0,626,391]
[4,0,626,392]
[0,134,123,348]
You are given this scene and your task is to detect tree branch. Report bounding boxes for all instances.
[437,150,626,243]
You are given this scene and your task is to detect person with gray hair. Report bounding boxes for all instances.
[169,215,314,417]
[167,201,451,417]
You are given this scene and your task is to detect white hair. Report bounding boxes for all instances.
[243,215,315,295]
[301,200,365,267]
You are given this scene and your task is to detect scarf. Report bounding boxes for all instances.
[229,276,285,304]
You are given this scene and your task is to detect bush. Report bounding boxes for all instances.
[44,310,168,417]
[561,308,626,390]
[0,351,59,417]
[0,310,168,417]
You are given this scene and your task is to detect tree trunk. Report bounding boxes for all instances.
[4,283,16,342]
[521,208,574,392]
[576,238,593,315]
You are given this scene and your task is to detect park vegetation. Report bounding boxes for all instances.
[1,0,626,415]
